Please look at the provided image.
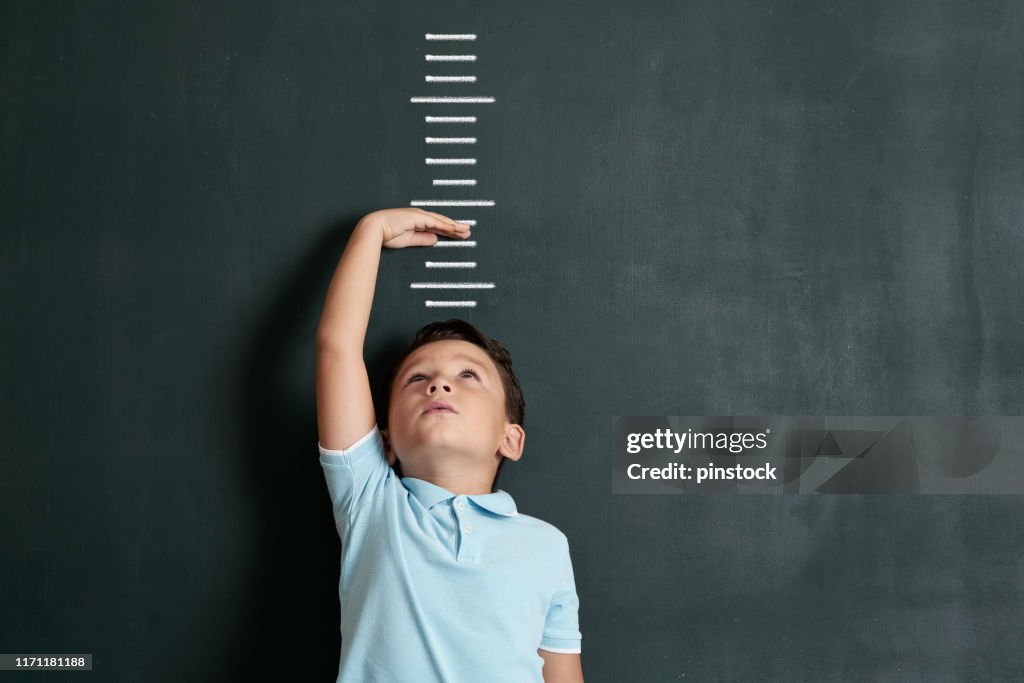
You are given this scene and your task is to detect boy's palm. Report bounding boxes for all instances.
[378,208,471,249]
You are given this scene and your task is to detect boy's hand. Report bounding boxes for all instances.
[371,208,471,249]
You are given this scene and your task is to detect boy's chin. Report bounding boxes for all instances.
[412,421,464,439]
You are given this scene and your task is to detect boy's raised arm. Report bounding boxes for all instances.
[316,213,386,452]
[316,209,470,452]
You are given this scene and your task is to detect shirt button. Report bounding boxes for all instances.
[455,501,466,510]
[462,524,473,534]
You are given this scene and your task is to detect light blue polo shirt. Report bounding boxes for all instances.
[319,424,582,683]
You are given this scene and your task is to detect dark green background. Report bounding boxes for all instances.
[3,1,1023,680]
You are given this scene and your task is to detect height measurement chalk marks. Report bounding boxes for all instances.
[412,32,496,308]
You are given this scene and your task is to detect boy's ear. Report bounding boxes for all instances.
[499,424,525,462]
[380,427,397,466]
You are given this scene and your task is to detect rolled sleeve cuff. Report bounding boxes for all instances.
[538,637,581,654]
[318,425,379,456]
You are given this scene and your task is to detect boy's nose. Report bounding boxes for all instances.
[429,383,451,393]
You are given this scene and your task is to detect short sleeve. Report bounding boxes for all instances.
[318,425,391,528]
[539,534,582,654]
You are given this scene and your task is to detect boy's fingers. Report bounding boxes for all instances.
[414,208,444,221]
[422,209,459,227]
[405,209,467,235]
[433,218,467,234]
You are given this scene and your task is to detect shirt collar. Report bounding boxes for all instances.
[402,477,518,517]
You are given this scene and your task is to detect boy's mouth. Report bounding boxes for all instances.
[423,401,457,414]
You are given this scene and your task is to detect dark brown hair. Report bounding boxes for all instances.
[383,319,525,492]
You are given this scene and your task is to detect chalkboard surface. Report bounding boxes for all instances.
[3,1,1023,680]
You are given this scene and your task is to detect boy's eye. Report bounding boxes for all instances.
[405,369,479,385]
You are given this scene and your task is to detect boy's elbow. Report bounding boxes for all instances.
[316,330,360,356]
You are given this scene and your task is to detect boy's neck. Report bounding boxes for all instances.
[404,471,495,496]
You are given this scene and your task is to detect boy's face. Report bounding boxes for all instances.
[384,339,523,475]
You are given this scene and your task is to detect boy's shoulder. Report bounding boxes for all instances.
[506,509,571,547]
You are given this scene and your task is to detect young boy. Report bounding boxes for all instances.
[316,208,584,682]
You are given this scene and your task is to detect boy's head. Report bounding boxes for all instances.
[381,320,525,493]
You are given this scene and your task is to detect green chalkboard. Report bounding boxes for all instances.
[3,0,1023,680]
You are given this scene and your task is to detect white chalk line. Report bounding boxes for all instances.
[426,301,477,308]
[410,96,494,103]
[425,55,476,62]
[425,158,476,165]
[433,240,477,247]
[425,34,476,40]
[426,116,476,123]
[426,261,477,268]
[433,179,476,186]
[426,76,476,82]
[426,137,476,143]
[411,282,495,289]
[411,200,495,206]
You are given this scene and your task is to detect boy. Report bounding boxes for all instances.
[316,208,585,682]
